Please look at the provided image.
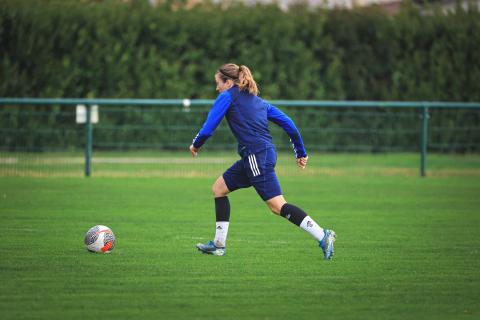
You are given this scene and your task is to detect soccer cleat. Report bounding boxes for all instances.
[196,240,226,256]
[319,229,336,260]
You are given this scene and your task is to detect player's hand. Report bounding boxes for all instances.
[296,156,308,169]
[189,144,199,157]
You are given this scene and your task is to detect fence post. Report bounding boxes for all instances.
[420,105,429,177]
[85,104,93,177]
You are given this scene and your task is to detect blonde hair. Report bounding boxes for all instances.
[217,63,259,96]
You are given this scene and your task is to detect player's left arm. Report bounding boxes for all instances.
[190,91,232,156]
[265,101,308,169]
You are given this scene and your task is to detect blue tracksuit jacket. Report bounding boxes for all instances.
[192,86,307,158]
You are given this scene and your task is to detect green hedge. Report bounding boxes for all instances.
[1,0,479,152]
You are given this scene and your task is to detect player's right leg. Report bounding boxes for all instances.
[196,240,226,256]
[196,160,251,256]
[196,176,230,256]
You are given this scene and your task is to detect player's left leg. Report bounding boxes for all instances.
[267,196,325,237]
[247,147,336,259]
[266,195,336,260]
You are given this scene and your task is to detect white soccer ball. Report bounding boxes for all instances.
[84,225,116,253]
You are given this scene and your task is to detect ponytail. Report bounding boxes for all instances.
[237,65,259,96]
[217,63,259,96]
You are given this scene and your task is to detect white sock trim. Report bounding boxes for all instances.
[299,216,325,241]
[214,221,229,247]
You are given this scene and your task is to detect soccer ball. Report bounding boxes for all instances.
[84,225,116,253]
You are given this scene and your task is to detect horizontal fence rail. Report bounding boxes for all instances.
[1,98,480,177]
[1,98,480,109]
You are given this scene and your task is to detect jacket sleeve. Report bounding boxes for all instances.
[192,91,232,149]
[266,101,307,158]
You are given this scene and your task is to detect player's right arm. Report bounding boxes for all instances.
[265,101,307,156]
[190,91,232,154]
[265,101,308,168]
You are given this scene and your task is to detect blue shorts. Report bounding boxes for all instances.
[223,147,282,201]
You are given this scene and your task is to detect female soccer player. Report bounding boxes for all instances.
[190,63,336,259]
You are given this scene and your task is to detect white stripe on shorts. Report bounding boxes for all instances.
[248,155,260,177]
[251,154,260,176]
[248,155,256,176]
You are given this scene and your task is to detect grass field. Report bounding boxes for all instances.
[1,154,479,319]
[2,151,480,177]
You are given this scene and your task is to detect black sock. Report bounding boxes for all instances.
[215,196,230,222]
[280,203,307,226]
